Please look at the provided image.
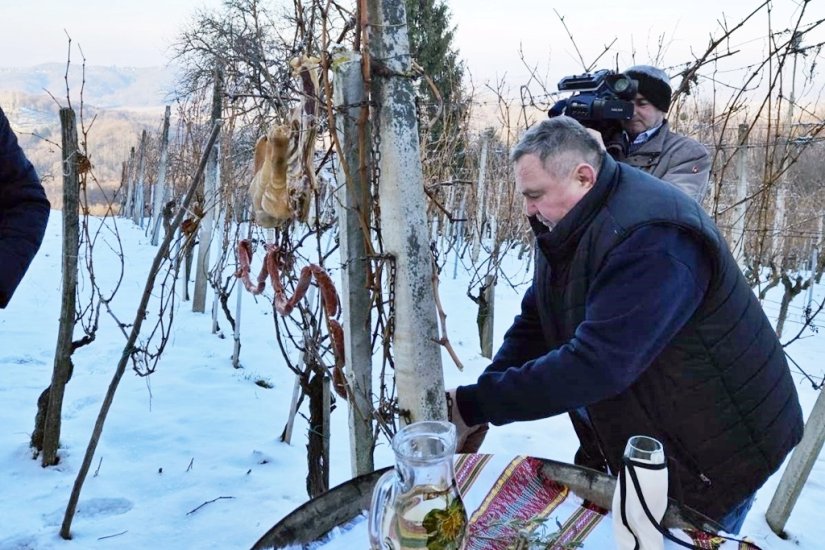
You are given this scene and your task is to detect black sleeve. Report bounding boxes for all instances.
[0,106,50,308]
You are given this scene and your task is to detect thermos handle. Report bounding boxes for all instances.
[368,469,396,549]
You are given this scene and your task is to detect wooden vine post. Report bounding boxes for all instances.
[37,107,81,466]
[766,388,825,535]
[193,68,223,313]
[332,49,375,476]
[150,105,172,246]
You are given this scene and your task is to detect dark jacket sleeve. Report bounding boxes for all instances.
[0,106,50,308]
[456,225,711,426]
[482,283,549,374]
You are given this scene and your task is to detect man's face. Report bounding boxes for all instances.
[621,94,666,136]
[515,153,594,228]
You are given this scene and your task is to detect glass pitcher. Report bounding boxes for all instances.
[368,420,467,550]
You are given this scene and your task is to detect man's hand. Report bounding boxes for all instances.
[447,388,489,453]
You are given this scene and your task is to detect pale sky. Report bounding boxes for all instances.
[1,0,823,96]
[0,0,224,67]
[448,0,824,97]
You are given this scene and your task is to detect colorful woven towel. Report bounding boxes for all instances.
[457,455,604,549]
[453,454,761,550]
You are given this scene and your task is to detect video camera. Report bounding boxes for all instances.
[550,69,638,159]
[556,69,637,122]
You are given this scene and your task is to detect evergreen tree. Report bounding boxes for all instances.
[405,0,466,146]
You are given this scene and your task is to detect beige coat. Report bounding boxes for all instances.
[623,121,711,203]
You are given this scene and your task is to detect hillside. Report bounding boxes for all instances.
[0,64,176,211]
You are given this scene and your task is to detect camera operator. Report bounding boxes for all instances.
[619,65,711,202]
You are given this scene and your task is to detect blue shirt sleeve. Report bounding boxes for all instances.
[456,225,712,426]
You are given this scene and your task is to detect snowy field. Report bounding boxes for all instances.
[0,212,823,549]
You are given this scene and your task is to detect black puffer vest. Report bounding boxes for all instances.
[532,154,803,522]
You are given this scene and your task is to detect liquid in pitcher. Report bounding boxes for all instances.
[381,484,467,550]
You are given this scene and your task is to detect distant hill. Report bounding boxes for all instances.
[0,64,177,211]
[0,63,177,110]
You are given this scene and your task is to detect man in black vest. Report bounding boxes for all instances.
[449,116,803,533]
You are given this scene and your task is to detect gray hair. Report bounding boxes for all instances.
[510,117,603,177]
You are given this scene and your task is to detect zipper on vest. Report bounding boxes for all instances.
[675,445,712,487]
[661,433,712,488]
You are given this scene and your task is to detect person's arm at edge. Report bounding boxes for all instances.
[0,106,50,308]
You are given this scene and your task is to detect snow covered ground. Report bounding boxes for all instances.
[0,212,823,548]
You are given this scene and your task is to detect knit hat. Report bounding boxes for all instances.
[624,65,672,113]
